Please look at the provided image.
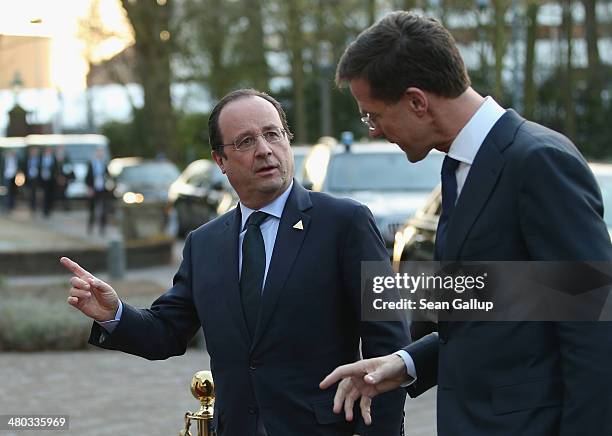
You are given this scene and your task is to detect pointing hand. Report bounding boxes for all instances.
[60,256,119,322]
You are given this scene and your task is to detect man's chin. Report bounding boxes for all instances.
[258,177,289,195]
[396,144,431,163]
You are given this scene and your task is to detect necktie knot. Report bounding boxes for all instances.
[246,211,269,229]
[441,155,460,177]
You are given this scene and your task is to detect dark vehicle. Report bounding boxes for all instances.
[108,157,143,179]
[303,141,443,253]
[167,159,237,237]
[112,160,180,204]
[392,186,441,266]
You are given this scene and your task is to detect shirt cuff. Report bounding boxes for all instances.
[395,350,417,387]
[96,300,123,333]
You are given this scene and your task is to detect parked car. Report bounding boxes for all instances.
[108,157,143,179]
[302,140,444,253]
[112,159,180,204]
[292,145,310,184]
[167,159,237,237]
[392,162,612,266]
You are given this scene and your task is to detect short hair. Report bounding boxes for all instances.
[208,89,294,156]
[336,11,470,102]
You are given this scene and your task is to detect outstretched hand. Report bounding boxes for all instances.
[319,354,410,425]
[60,257,119,322]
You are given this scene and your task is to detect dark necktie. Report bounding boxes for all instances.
[434,155,460,260]
[240,211,269,337]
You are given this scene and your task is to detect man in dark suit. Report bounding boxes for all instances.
[320,11,612,436]
[24,146,41,213]
[54,145,75,210]
[39,146,57,217]
[85,147,111,235]
[1,149,19,211]
[61,89,409,435]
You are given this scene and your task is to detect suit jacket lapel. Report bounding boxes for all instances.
[219,207,251,344]
[444,110,524,260]
[251,183,312,350]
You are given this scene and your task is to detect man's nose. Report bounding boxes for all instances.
[253,135,273,155]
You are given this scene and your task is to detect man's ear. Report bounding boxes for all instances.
[404,87,428,115]
[211,150,226,174]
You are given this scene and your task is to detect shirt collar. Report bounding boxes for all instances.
[240,181,293,230]
[447,96,506,165]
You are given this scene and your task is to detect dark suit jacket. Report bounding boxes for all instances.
[85,160,111,193]
[404,110,612,435]
[24,155,41,186]
[90,182,410,436]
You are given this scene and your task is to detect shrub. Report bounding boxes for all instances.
[0,291,158,351]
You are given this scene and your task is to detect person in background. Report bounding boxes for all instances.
[1,149,19,211]
[24,146,40,214]
[85,147,111,235]
[55,145,74,211]
[40,146,57,217]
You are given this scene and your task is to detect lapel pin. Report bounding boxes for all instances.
[293,220,304,230]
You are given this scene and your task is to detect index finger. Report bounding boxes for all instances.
[320,362,365,389]
[60,257,93,280]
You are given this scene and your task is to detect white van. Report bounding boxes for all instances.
[25,134,110,199]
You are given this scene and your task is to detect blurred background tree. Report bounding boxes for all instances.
[79,0,611,165]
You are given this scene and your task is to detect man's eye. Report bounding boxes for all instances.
[237,137,254,148]
[264,131,281,141]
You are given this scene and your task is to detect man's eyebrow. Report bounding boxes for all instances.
[237,124,280,136]
[261,123,282,130]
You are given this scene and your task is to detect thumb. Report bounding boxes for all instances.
[364,371,381,385]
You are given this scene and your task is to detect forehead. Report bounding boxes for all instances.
[218,96,283,141]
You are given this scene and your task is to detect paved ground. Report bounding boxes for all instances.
[0,208,121,253]
[0,207,437,435]
[0,349,436,436]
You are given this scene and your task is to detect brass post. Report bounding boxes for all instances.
[178,370,215,436]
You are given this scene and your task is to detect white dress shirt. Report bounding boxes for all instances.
[396,96,506,384]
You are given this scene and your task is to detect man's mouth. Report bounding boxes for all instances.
[256,164,278,175]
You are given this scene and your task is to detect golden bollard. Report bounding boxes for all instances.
[179,371,216,436]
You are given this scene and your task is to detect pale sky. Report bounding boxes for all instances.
[0,0,132,92]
